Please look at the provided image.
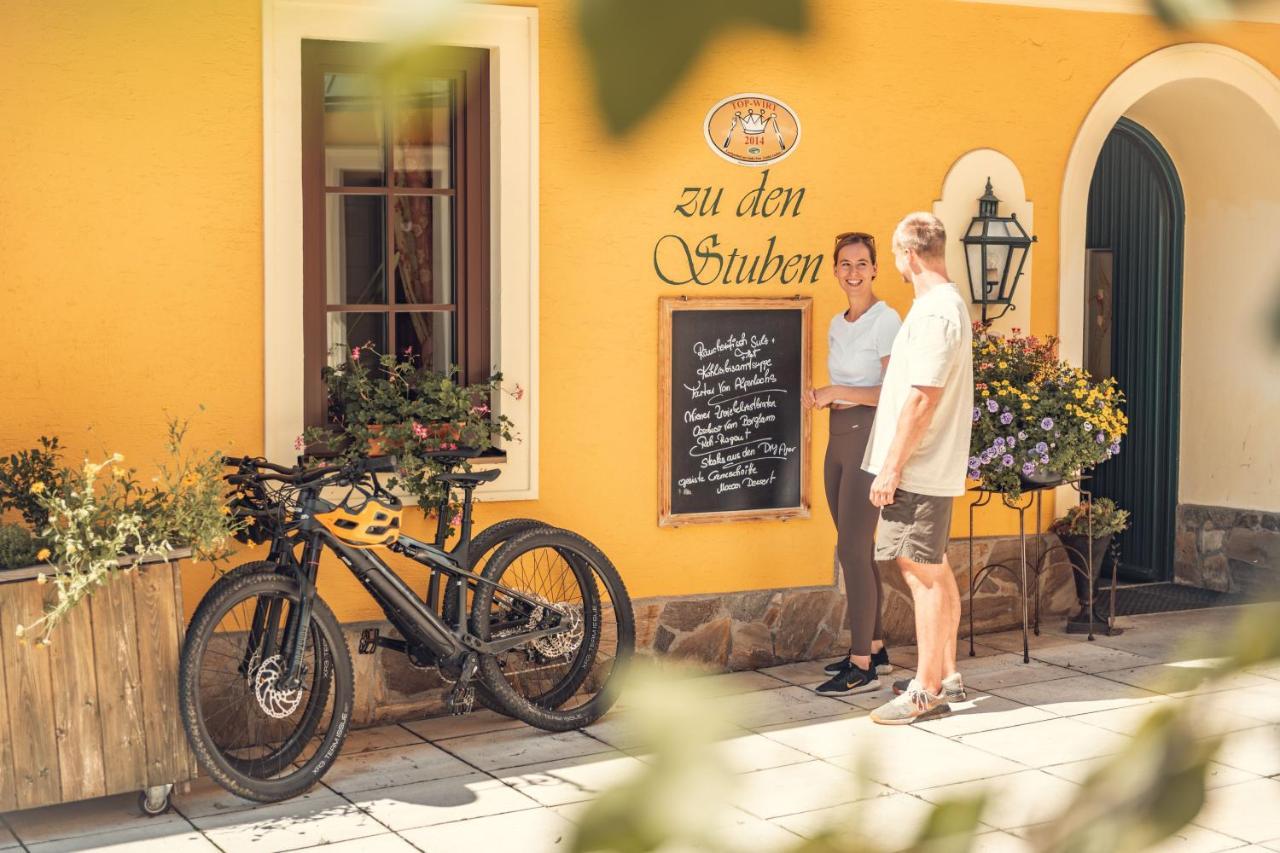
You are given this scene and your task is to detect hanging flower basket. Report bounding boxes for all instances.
[969,327,1128,498]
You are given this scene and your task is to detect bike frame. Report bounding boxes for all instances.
[249,481,570,687]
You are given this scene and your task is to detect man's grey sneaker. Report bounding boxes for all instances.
[893,672,966,702]
[815,662,880,697]
[824,646,894,676]
[870,679,950,725]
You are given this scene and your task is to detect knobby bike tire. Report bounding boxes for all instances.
[179,571,353,803]
[440,518,550,714]
[187,560,334,775]
[471,527,635,731]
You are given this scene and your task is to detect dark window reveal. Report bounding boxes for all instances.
[301,40,490,427]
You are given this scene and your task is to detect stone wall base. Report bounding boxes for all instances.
[1176,503,1280,594]
[337,532,1075,728]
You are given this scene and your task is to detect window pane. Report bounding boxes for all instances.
[392,195,453,304]
[324,72,385,187]
[393,77,453,188]
[396,312,453,372]
[326,195,386,305]
[326,312,388,368]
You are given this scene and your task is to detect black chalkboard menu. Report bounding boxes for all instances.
[659,297,812,526]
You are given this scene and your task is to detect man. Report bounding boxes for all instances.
[862,212,973,725]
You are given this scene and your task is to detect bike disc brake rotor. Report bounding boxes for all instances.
[527,594,585,660]
[249,654,304,719]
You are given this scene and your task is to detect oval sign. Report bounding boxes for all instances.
[703,93,801,167]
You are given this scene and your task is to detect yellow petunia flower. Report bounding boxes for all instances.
[36,548,50,561]
[29,482,44,494]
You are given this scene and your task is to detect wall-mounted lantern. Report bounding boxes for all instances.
[962,178,1037,325]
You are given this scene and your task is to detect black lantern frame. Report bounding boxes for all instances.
[962,178,1037,325]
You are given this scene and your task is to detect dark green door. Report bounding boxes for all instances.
[1085,117,1185,582]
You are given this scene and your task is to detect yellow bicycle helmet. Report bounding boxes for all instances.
[314,488,403,547]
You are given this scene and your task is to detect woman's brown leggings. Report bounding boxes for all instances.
[822,405,884,657]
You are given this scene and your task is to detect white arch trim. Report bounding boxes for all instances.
[1057,42,1280,364]
[959,0,1280,24]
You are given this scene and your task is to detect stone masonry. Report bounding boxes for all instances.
[1175,503,1280,594]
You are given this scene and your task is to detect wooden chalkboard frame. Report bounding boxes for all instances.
[659,296,812,527]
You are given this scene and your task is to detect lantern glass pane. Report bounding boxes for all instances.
[986,244,1011,301]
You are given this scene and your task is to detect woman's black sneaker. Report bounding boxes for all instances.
[824,655,851,675]
[825,646,893,675]
[815,662,880,696]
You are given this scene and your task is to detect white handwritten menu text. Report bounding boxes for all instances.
[661,299,811,525]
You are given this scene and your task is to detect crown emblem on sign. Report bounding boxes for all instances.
[740,109,769,134]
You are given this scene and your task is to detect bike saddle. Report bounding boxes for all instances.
[435,469,502,486]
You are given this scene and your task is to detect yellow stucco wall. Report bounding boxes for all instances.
[3,1,1278,622]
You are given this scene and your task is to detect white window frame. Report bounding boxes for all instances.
[262,0,539,501]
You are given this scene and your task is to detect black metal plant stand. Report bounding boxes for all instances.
[967,477,1119,663]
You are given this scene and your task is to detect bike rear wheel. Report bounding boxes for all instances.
[471,528,634,731]
[179,571,353,803]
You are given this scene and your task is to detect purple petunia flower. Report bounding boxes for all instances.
[1040,417,1054,430]
[1083,422,1093,432]
[1018,431,1027,441]
[1109,442,1121,454]
[1000,412,1014,425]
[993,437,1006,451]
[1035,441,1049,454]
[1022,461,1037,475]
[1096,433,1106,444]
[1007,435,1016,447]
[968,456,979,468]
[987,399,999,413]
[968,467,981,480]
[1001,454,1015,467]
[1040,454,1050,464]
[973,407,980,422]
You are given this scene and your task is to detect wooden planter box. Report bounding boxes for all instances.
[0,551,197,812]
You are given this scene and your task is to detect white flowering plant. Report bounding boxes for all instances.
[14,417,241,643]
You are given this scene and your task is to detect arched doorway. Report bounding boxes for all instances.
[1085,118,1184,581]
[1059,43,1280,590]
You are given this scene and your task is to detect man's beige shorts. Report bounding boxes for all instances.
[874,489,954,565]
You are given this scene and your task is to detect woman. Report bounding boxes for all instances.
[803,231,901,696]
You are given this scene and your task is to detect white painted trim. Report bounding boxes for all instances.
[932,148,1034,335]
[262,1,539,500]
[1057,43,1280,366]
[1055,42,1280,510]
[958,0,1280,24]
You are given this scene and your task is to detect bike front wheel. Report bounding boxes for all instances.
[179,570,354,803]
[471,527,634,731]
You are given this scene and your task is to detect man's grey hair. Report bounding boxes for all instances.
[892,212,947,262]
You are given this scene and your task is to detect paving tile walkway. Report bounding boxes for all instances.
[3,605,1278,852]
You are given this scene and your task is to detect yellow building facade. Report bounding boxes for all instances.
[4,1,1279,712]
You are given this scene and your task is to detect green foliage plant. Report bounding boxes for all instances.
[0,436,70,530]
[1050,496,1131,539]
[0,524,38,570]
[303,345,517,523]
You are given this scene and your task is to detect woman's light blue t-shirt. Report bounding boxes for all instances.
[827,301,902,388]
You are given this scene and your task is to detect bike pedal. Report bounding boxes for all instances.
[446,684,475,716]
[358,628,379,655]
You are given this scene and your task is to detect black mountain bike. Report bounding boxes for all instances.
[178,449,634,803]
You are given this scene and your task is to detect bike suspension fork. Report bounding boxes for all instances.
[239,539,291,676]
[279,532,322,689]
